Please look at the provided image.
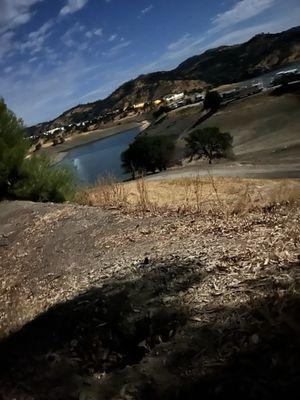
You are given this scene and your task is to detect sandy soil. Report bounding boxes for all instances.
[0,200,299,399]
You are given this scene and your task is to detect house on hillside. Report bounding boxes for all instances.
[133,102,145,110]
[164,92,184,103]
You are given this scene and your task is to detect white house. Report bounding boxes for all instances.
[276,68,298,77]
[164,92,185,103]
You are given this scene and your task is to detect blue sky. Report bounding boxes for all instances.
[0,0,299,126]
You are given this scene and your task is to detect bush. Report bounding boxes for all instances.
[185,127,233,164]
[203,91,222,111]
[35,142,42,151]
[12,155,75,203]
[122,135,175,178]
[0,98,75,202]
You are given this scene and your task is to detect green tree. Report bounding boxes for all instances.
[185,127,233,164]
[203,91,222,111]
[0,98,75,202]
[0,99,30,197]
[122,135,175,179]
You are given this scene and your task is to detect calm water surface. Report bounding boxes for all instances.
[61,127,139,185]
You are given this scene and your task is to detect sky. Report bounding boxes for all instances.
[0,0,299,126]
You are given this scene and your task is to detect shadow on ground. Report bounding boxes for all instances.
[0,256,299,399]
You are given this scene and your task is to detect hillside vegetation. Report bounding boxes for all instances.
[0,99,75,202]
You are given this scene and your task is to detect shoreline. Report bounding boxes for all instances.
[41,120,150,164]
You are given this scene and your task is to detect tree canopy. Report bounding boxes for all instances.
[122,135,175,178]
[203,91,222,111]
[0,99,30,197]
[185,127,233,164]
[0,98,75,202]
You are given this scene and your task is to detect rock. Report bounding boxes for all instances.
[250,334,260,344]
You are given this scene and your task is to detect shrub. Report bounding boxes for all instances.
[185,127,233,164]
[122,135,175,178]
[153,106,169,119]
[12,155,75,203]
[0,98,75,202]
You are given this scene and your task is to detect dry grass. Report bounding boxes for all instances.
[76,174,128,208]
[81,174,300,215]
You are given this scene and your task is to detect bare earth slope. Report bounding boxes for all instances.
[0,201,299,399]
[142,87,300,180]
[200,90,300,163]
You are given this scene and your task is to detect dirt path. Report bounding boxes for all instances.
[0,201,299,399]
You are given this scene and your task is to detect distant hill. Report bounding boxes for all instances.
[30,26,300,133]
[174,26,300,83]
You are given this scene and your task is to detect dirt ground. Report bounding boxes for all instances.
[199,90,300,164]
[0,200,299,399]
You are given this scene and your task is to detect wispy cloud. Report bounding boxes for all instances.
[86,28,103,38]
[0,17,54,59]
[18,19,54,55]
[0,0,44,33]
[140,33,206,72]
[60,0,89,17]
[209,7,300,48]
[212,0,275,30]
[139,2,300,74]
[0,31,15,58]
[108,33,118,42]
[62,22,85,47]
[141,4,154,14]
[138,4,154,18]
[102,39,132,57]
[0,54,99,124]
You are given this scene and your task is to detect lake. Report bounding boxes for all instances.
[60,127,139,185]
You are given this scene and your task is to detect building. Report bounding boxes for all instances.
[276,68,298,77]
[43,127,65,136]
[164,92,184,103]
[220,83,263,101]
[271,68,300,86]
[219,89,238,101]
[133,102,145,109]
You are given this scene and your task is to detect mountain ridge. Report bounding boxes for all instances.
[29,26,300,132]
